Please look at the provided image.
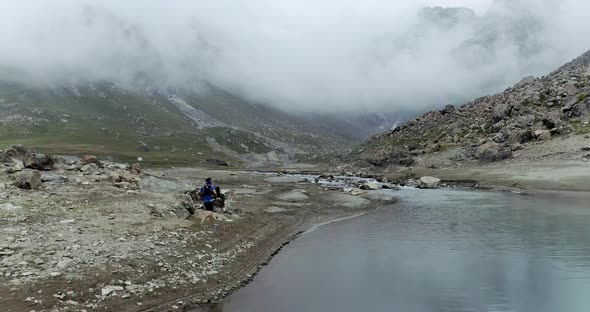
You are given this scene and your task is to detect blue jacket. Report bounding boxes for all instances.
[200,185,216,203]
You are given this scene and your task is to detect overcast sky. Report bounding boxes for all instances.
[431,0,492,13]
[1,0,589,113]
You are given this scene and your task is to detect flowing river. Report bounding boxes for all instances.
[222,188,590,312]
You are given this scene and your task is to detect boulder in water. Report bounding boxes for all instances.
[417,176,441,189]
[359,182,380,190]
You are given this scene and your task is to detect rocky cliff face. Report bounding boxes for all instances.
[354,50,590,168]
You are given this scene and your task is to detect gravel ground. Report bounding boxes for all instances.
[0,161,395,312]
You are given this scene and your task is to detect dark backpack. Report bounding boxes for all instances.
[202,185,214,197]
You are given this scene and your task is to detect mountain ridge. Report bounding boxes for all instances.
[352,49,590,169]
[0,81,355,167]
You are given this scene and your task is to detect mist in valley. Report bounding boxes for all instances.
[1,0,590,116]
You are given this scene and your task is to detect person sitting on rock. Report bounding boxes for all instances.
[199,178,217,212]
[214,185,227,213]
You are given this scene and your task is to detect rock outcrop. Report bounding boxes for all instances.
[1,145,56,171]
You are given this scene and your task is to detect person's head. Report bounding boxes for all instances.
[205,177,212,185]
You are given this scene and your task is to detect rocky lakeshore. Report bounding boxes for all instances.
[346,50,590,193]
[0,145,398,312]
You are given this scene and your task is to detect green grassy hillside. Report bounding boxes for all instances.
[0,82,352,166]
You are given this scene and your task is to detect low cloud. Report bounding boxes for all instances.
[1,0,589,113]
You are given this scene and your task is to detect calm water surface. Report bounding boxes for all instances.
[223,189,590,312]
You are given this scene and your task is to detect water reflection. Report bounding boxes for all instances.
[223,189,590,312]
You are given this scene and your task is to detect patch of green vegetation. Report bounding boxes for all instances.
[0,129,228,167]
[184,91,352,151]
[292,152,335,164]
[539,93,547,103]
[0,83,243,167]
[521,98,533,106]
[578,93,588,102]
[201,127,272,154]
[572,118,590,135]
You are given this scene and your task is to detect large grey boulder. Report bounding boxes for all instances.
[417,176,441,189]
[23,153,56,171]
[80,163,101,175]
[509,129,535,144]
[513,115,535,128]
[41,173,69,184]
[493,104,512,122]
[441,104,455,115]
[475,143,512,163]
[542,111,561,129]
[562,94,589,117]
[493,132,506,143]
[0,145,30,164]
[534,129,552,141]
[13,170,42,190]
[359,182,381,190]
[1,145,55,171]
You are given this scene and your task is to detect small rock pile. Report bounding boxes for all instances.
[0,145,143,191]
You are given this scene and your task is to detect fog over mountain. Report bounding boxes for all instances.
[1,0,589,113]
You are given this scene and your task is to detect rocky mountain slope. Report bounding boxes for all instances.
[354,50,590,169]
[0,82,355,167]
